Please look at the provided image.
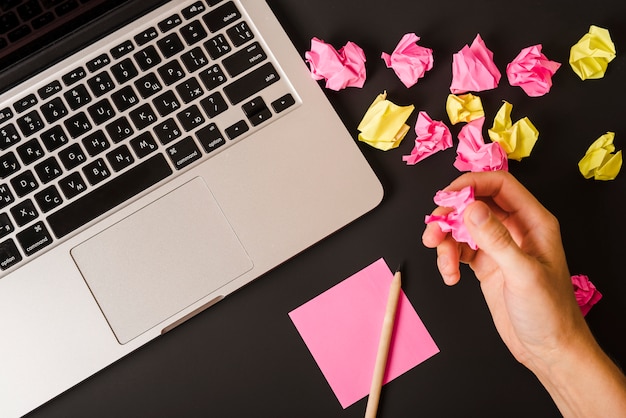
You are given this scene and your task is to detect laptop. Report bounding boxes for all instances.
[0,1,383,416]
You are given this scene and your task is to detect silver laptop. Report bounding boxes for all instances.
[0,1,383,416]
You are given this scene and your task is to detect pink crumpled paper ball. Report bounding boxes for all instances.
[450,34,501,94]
[305,37,366,91]
[506,44,561,97]
[424,186,477,250]
[453,117,509,172]
[571,274,602,316]
[403,111,452,164]
[382,33,434,88]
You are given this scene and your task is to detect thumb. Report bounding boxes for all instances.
[464,201,526,269]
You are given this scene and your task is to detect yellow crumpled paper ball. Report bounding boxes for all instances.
[445,93,484,125]
[578,132,622,180]
[487,101,539,161]
[569,25,616,80]
[357,91,414,151]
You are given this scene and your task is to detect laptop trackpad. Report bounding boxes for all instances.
[71,177,253,344]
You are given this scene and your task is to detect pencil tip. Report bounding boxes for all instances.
[394,263,402,274]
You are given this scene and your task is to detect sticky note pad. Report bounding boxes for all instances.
[289,258,439,408]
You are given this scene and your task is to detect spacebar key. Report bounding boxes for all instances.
[47,154,173,239]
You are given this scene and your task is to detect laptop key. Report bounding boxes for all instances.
[226,21,254,47]
[64,112,92,138]
[0,107,13,124]
[0,213,14,238]
[222,42,266,78]
[64,84,92,110]
[179,20,207,46]
[166,136,201,170]
[204,34,231,60]
[14,94,38,113]
[17,138,45,165]
[110,40,134,59]
[10,170,38,197]
[37,80,62,100]
[62,66,86,86]
[58,171,87,200]
[58,143,86,170]
[134,45,162,71]
[157,32,184,58]
[181,1,206,20]
[200,92,228,118]
[40,125,69,151]
[34,156,62,183]
[199,64,227,91]
[0,239,22,271]
[203,2,241,33]
[10,199,38,227]
[86,54,111,72]
[271,93,296,113]
[47,153,173,238]
[87,71,115,97]
[130,131,158,158]
[111,85,139,112]
[0,123,20,150]
[0,152,20,178]
[41,97,68,124]
[223,62,280,105]
[134,27,158,46]
[110,58,138,84]
[158,14,182,33]
[196,123,225,153]
[158,60,186,85]
[225,120,248,140]
[0,183,14,209]
[34,185,63,213]
[16,110,45,137]
[16,221,53,256]
[176,105,204,131]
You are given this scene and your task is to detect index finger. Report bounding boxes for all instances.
[444,171,544,216]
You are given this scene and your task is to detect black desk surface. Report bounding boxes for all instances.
[27,0,626,417]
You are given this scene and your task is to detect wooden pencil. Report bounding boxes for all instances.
[364,269,402,418]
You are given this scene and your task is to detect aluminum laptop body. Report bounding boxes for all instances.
[0,1,383,416]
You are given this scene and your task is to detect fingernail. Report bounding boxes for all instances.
[468,203,490,227]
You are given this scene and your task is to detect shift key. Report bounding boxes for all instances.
[223,62,280,105]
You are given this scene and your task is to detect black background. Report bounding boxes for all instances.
[23,0,626,417]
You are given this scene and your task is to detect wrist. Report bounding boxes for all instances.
[528,326,626,417]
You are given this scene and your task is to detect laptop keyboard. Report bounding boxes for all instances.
[0,0,299,275]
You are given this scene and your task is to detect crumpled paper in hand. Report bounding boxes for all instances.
[424,186,477,250]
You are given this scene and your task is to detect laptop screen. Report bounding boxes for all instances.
[0,0,176,93]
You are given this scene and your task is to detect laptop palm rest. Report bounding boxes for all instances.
[70,177,253,344]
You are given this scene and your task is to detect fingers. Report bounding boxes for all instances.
[446,171,543,217]
[463,200,530,273]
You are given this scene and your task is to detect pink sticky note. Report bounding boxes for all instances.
[454,117,509,172]
[450,34,501,94]
[424,186,478,250]
[506,44,561,97]
[403,111,452,165]
[381,33,434,88]
[305,37,367,91]
[289,258,439,408]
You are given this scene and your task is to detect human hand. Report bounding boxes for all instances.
[422,170,588,370]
